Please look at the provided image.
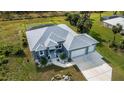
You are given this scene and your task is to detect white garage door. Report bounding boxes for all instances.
[88,45,95,53]
[71,48,86,58]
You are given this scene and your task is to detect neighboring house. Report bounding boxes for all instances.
[103,17,124,34]
[101,15,120,21]
[26,24,98,63]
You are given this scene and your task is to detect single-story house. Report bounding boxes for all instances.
[101,15,120,21]
[103,17,124,34]
[26,24,99,63]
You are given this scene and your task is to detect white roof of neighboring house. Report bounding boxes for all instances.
[26,24,98,51]
[103,17,124,30]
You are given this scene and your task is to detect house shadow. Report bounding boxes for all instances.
[90,31,106,47]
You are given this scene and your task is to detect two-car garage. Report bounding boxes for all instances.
[71,48,86,58]
[71,44,96,58]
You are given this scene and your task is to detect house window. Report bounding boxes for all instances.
[39,51,44,56]
[48,56,50,59]
[58,44,62,48]
[55,44,62,49]
[55,46,59,49]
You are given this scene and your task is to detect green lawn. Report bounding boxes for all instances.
[90,12,124,80]
[0,12,124,80]
[0,16,85,80]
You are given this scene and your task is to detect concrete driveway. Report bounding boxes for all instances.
[73,52,112,81]
[52,51,112,81]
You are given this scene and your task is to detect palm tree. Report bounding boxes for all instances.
[112,25,118,42]
[113,11,118,15]
[99,11,103,21]
[117,23,122,33]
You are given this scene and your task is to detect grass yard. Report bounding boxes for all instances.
[90,12,124,80]
[0,12,124,80]
[0,16,85,81]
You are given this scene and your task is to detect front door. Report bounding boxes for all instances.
[49,50,56,59]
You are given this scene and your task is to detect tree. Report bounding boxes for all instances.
[77,18,85,33]
[66,13,72,21]
[117,23,122,33]
[77,18,93,33]
[112,25,118,43]
[99,11,103,21]
[80,11,91,19]
[113,11,118,15]
[111,23,122,44]
[65,13,80,26]
[64,12,69,16]
[70,14,80,26]
[83,19,93,33]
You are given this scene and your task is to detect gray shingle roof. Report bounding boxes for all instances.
[26,24,98,52]
[36,45,46,51]
[49,32,65,42]
[26,27,47,51]
[45,38,58,47]
[63,34,98,51]
[26,24,69,51]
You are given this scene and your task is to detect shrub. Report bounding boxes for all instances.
[22,38,28,47]
[60,52,66,60]
[120,40,124,49]
[14,49,25,57]
[40,57,47,65]
[109,41,117,48]
[0,44,13,56]
[64,12,69,16]
[0,55,8,65]
[21,30,28,48]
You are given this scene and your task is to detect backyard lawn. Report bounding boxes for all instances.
[0,12,124,80]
